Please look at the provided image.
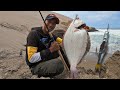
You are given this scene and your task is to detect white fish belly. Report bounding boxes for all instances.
[64,30,88,67]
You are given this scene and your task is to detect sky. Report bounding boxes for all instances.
[52,11,120,29]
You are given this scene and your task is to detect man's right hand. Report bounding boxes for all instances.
[49,41,60,53]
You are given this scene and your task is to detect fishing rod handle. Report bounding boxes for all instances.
[39,11,69,71]
[49,32,70,71]
[58,50,70,71]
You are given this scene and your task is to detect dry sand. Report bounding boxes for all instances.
[0,11,120,79]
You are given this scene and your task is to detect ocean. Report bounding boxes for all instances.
[88,29,120,54]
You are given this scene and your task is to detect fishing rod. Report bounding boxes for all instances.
[38,11,70,71]
[95,24,110,74]
[107,24,109,32]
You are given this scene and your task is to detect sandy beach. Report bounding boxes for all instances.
[0,11,120,79]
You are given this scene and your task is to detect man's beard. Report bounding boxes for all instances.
[48,27,54,32]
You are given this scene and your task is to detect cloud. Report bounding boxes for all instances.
[53,11,119,21]
[85,11,119,22]
[52,11,120,28]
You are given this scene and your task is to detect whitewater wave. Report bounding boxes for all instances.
[88,29,120,54]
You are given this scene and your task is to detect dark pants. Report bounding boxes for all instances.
[30,47,70,78]
[31,58,64,78]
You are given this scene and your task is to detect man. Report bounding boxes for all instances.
[26,14,70,78]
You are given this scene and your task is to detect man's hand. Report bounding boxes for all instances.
[59,43,63,47]
[49,41,60,53]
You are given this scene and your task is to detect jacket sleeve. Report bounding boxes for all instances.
[27,31,59,63]
[27,31,42,63]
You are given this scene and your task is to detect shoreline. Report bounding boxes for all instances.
[77,52,112,71]
[0,47,120,79]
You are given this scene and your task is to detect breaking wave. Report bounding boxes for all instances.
[88,29,120,54]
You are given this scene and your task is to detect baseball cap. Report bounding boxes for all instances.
[45,14,60,24]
